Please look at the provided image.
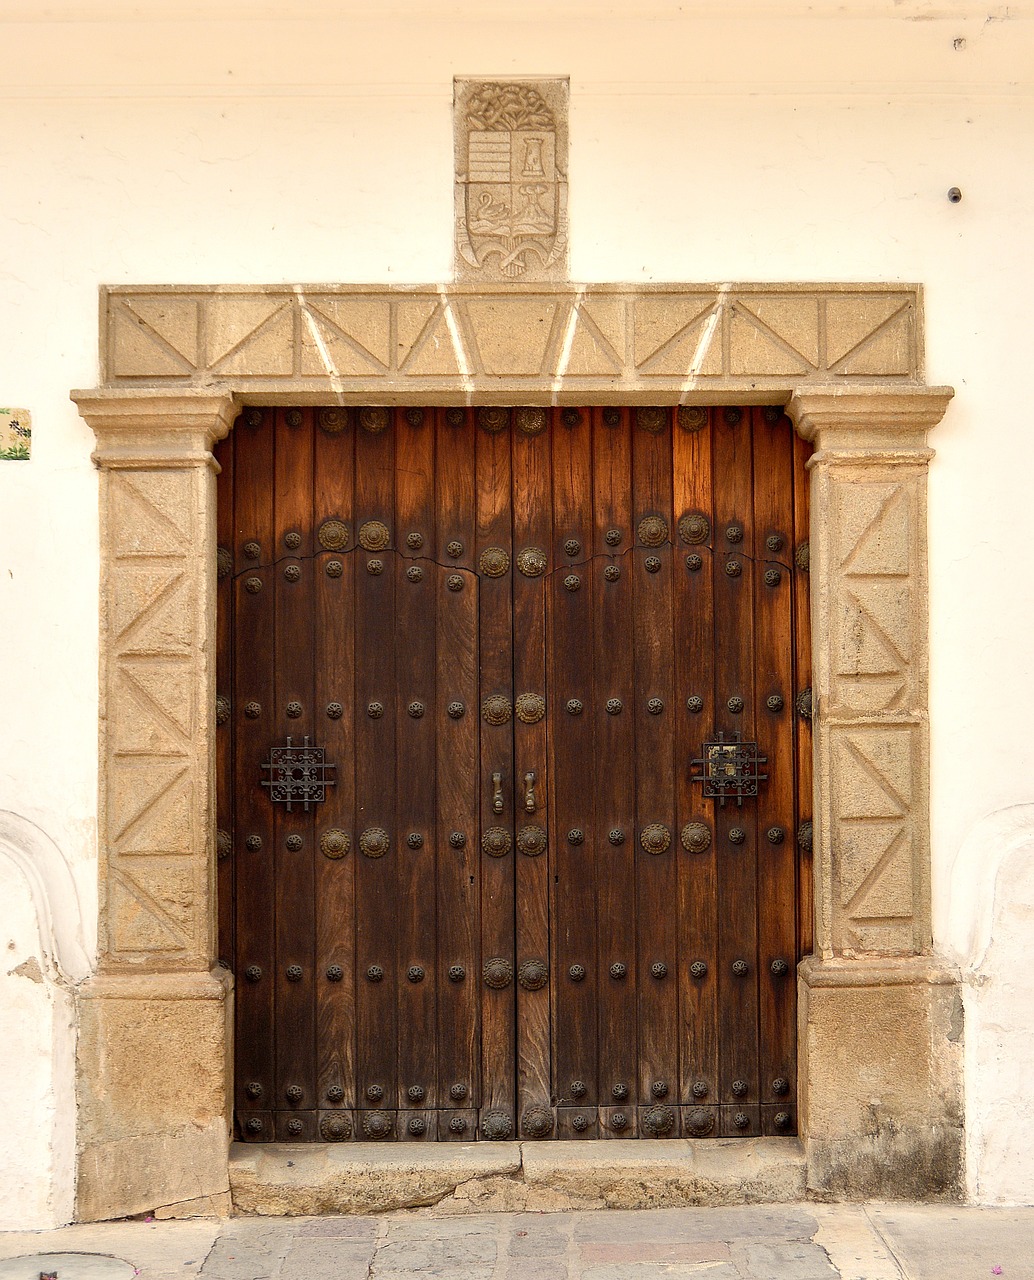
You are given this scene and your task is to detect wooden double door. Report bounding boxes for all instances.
[216,404,812,1144]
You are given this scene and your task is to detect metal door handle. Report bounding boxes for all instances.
[524,771,537,814]
[492,771,504,815]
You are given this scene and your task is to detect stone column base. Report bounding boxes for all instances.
[76,969,232,1222]
[799,955,963,1200]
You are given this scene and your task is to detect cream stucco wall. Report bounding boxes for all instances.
[1,0,1033,1218]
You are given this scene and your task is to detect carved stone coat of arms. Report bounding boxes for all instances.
[455,79,569,282]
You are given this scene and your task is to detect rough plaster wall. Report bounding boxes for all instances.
[963,852,1034,1204]
[946,806,1034,1203]
[0,3,1033,1212]
[0,861,76,1228]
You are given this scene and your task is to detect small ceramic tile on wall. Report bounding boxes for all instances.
[0,408,30,460]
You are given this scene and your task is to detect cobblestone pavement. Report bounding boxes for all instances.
[3,1204,1034,1280]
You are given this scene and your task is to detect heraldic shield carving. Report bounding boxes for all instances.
[454,78,569,282]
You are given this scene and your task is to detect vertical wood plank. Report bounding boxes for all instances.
[231,407,276,1139]
[544,408,596,1132]
[394,407,438,1130]
[752,408,797,1136]
[435,409,481,1125]
[214,431,234,971]
[710,406,760,1124]
[630,411,678,1119]
[512,410,554,1134]
[793,426,814,964]
[672,407,718,1107]
[313,408,357,1120]
[591,409,638,1137]
[475,411,516,1135]
[272,407,317,1138]
[353,409,399,1119]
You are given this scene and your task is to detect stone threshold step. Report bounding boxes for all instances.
[230,1136,805,1215]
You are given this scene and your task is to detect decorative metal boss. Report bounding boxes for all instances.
[261,736,336,811]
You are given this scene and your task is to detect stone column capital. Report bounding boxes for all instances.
[72,388,238,469]
[786,385,954,459]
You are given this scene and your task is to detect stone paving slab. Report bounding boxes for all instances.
[0,1256,136,1280]
[568,1203,820,1242]
[731,1240,839,1280]
[870,1204,1034,1280]
[579,1241,733,1263]
[4,1203,1034,1279]
[0,1222,219,1280]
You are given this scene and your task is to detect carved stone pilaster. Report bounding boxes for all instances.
[73,390,237,971]
[788,387,962,1202]
[71,390,237,1221]
[787,386,953,958]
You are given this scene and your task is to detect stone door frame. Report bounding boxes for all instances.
[72,283,959,1220]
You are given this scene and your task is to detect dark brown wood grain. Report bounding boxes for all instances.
[434,409,481,1113]
[590,410,637,1133]
[394,407,438,1124]
[751,408,797,1125]
[672,407,718,1106]
[353,412,398,1110]
[793,426,814,964]
[231,407,276,1139]
[224,404,807,1142]
[512,411,553,1133]
[313,409,357,1113]
[475,414,516,1135]
[214,432,235,972]
[631,413,678,1109]
[546,407,595,1126]
[711,406,760,1108]
[273,408,317,1118]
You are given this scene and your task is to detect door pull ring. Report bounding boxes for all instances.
[524,771,537,814]
[492,771,504,815]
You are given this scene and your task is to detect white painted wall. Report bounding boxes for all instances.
[1,0,1033,1215]
[946,806,1034,1204]
[0,814,88,1228]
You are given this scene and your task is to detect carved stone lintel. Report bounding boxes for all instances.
[99,284,925,396]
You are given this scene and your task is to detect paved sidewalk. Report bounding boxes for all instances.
[2,1203,1034,1280]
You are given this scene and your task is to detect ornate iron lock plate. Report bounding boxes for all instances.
[691,732,767,807]
[261,736,336,811]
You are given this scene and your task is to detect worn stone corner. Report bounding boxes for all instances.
[799,961,964,1201]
